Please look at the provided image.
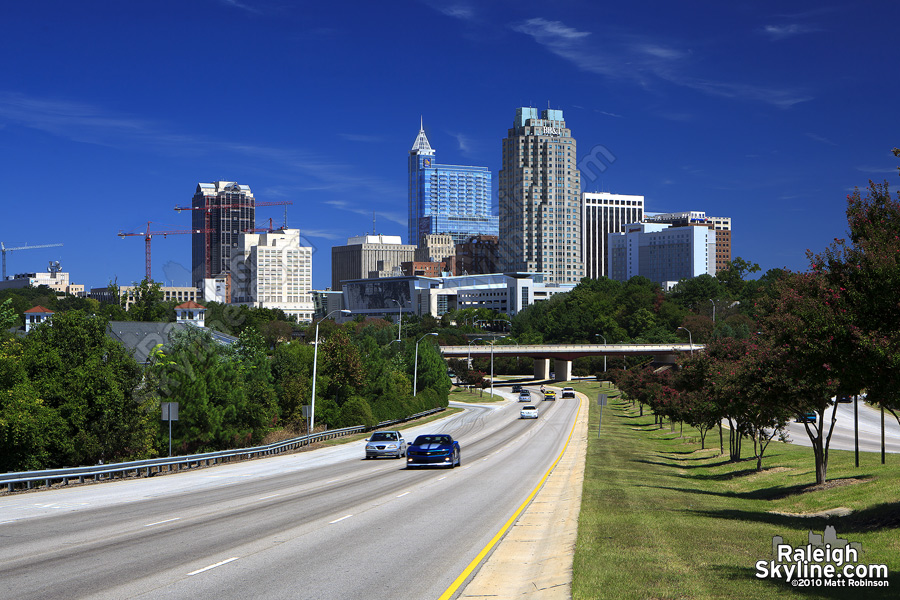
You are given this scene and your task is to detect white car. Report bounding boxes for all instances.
[520,405,538,419]
[561,387,575,399]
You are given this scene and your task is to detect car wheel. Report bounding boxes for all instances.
[456,452,461,467]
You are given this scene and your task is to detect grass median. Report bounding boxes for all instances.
[570,381,899,599]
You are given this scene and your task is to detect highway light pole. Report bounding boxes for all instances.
[677,326,693,355]
[596,333,607,373]
[467,337,482,370]
[413,333,438,396]
[311,309,351,436]
[390,298,402,341]
[709,299,716,323]
[489,336,507,398]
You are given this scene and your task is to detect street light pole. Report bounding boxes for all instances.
[709,299,716,323]
[311,309,351,436]
[390,298,402,341]
[678,326,693,355]
[596,333,607,372]
[489,336,507,398]
[467,337,482,370]
[414,332,438,396]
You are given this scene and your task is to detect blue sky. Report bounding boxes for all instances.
[2,1,897,291]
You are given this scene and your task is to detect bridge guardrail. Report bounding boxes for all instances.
[1,407,445,493]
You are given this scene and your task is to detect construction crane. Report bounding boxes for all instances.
[117,222,211,282]
[1,242,64,280]
[174,200,292,280]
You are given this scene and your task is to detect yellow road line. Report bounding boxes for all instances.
[437,394,584,600]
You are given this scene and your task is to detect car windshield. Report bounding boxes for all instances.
[413,435,450,445]
[370,432,397,441]
[523,406,536,410]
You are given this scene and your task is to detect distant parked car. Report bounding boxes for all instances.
[406,434,461,469]
[561,387,575,399]
[520,405,538,419]
[518,391,532,402]
[365,431,406,459]
[796,412,817,424]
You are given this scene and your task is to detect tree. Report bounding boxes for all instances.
[0,298,17,332]
[760,272,845,483]
[126,278,170,322]
[21,311,158,465]
[811,169,900,430]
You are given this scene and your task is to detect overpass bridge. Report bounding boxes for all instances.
[439,343,702,381]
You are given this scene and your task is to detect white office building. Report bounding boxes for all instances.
[582,192,645,279]
[232,228,314,322]
[608,222,715,289]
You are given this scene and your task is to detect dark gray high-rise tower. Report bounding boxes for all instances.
[498,108,584,283]
[191,181,255,287]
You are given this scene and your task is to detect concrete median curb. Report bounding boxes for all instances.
[458,392,590,599]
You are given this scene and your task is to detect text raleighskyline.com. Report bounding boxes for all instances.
[755,532,889,586]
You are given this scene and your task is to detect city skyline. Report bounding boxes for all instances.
[2,2,897,292]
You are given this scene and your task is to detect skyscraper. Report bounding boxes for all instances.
[408,120,497,246]
[583,192,645,279]
[499,107,584,284]
[191,181,255,287]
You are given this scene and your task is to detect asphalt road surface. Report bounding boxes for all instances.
[0,388,578,600]
[784,400,900,454]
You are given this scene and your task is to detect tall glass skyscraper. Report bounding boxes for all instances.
[498,107,584,284]
[408,120,497,246]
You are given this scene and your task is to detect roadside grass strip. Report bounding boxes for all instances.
[571,381,900,600]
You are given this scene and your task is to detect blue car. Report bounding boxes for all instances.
[406,434,461,469]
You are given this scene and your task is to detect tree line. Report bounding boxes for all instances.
[609,160,900,485]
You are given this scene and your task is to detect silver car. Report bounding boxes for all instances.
[365,431,407,459]
[520,405,539,419]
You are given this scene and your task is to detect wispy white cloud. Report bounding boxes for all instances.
[422,1,477,22]
[596,110,624,118]
[855,165,897,174]
[217,0,262,14]
[0,92,405,207]
[510,18,811,108]
[324,201,406,227]
[339,133,385,143]
[761,23,821,40]
[453,132,474,155]
[805,132,837,146]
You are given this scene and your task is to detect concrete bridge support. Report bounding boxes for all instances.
[554,359,572,382]
[534,358,550,380]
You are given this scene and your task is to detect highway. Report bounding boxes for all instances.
[784,400,900,454]
[0,388,579,600]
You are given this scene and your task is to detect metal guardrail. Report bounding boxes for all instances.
[0,407,445,493]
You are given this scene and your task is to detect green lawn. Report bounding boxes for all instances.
[450,386,506,403]
[570,381,899,599]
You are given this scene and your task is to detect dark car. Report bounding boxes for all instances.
[406,434,461,469]
[512,384,523,393]
[365,431,407,459]
[796,412,817,424]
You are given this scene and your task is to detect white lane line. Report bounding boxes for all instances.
[144,517,181,528]
[258,494,280,500]
[329,514,353,524]
[437,476,447,481]
[187,557,239,576]
[396,492,410,498]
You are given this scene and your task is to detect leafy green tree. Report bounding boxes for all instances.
[0,298,17,332]
[21,311,158,465]
[127,278,170,322]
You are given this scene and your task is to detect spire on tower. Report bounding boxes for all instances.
[410,117,434,155]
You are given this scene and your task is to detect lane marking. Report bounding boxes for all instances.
[437,476,447,481]
[144,517,180,527]
[258,494,280,500]
[329,514,353,524]
[439,395,583,600]
[187,557,239,576]
[396,492,410,498]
